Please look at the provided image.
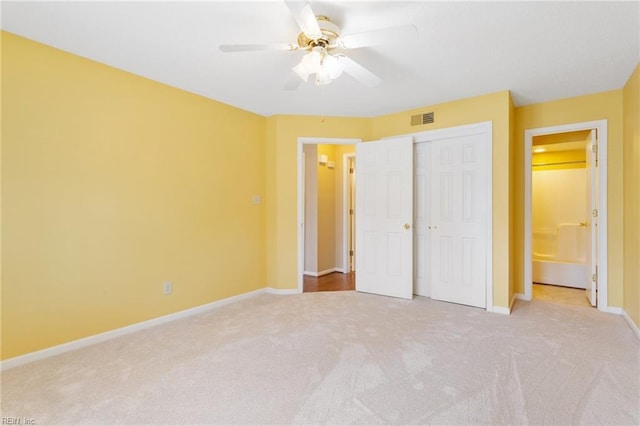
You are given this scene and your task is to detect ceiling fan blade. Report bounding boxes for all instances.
[340,25,419,49]
[284,0,322,39]
[341,56,382,87]
[219,43,297,52]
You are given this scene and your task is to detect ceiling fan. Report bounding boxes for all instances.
[219,0,418,88]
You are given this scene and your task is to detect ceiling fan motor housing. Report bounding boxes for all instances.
[297,16,341,50]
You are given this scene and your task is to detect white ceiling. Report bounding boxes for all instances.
[2,1,639,118]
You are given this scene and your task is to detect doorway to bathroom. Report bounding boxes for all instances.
[524,120,608,309]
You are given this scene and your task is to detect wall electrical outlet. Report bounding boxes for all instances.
[163,281,173,295]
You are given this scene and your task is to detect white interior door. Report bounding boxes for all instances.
[355,137,413,299]
[349,156,356,272]
[429,134,488,308]
[585,130,598,306]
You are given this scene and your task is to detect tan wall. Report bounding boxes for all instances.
[623,63,640,328]
[303,145,318,273]
[2,32,267,360]
[316,144,337,272]
[371,91,513,309]
[513,91,625,307]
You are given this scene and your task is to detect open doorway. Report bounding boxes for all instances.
[530,130,593,307]
[524,120,608,310]
[297,138,359,292]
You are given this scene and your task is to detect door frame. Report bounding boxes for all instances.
[342,153,356,273]
[297,137,362,293]
[388,121,494,311]
[523,120,608,309]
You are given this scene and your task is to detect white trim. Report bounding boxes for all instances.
[265,287,302,295]
[488,305,511,315]
[599,306,624,315]
[514,292,529,301]
[622,310,640,341]
[342,153,356,274]
[405,121,494,312]
[297,137,362,293]
[523,120,608,310]
[1,287,296,371]
[303,267,341,277]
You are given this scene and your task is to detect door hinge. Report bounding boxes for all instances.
[349,250,354,256]
[349,208,354,215]
[592,266,598,283]
[592,209,598,218]
[349,168,354,174]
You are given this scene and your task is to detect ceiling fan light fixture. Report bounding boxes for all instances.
[304,46,324,70]
[315,68,332,85]
[292,62,311,82]
[292,46,345,85]
[323,54,345,79]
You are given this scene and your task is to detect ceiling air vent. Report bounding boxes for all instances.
[410,112,435,126]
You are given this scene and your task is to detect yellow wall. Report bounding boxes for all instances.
[532,149,586,171]
[265,115,371,289]
[514,91,625,306]
[4,30,638,362]
[2,32,267,360]
[371,91,513,309]
[623,64,640,328]
[533,130,591,146]
[0,32,4,358]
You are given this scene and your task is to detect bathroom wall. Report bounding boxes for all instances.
[532,168,587,258]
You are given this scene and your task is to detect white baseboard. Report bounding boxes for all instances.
[1,286,296,371]
[600,306,624,315]
[621,309,640,341]
[487,305,511,315]
[303,268,341,277]
[514,292,529,301]
[266,287,301,295]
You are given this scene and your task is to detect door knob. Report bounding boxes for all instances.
[404,223,411,230]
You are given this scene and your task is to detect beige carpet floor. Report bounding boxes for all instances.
[2,292,639,425]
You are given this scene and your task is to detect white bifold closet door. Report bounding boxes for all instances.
[427,134,488,308]
[355,130,489,308]
[418,133,488,308]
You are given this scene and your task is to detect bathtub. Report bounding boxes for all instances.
[532,224,586,289]
[532,257,586,289]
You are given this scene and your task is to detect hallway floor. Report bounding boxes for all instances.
[533,283,592,307]
[303,272,355,292]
